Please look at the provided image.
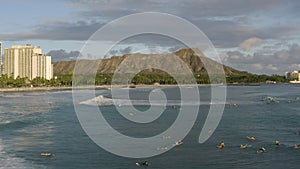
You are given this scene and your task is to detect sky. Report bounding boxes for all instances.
[1,0,300,75]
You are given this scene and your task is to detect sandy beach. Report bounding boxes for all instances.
[0,85,137,92]
[0,86,74,92]
[0,84,213,92]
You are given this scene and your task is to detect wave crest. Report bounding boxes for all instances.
[79,95,228,106]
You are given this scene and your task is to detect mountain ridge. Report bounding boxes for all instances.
[53,48,250,75]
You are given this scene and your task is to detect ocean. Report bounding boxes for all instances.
[0,84,300,169]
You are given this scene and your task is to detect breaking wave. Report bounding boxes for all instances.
[79,95,227,106]
[0,139,41,169]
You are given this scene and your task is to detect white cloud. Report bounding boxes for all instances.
[251,63,263,70]
[229,54,240,59]
[239,37,264,51]
[222,43,300,75]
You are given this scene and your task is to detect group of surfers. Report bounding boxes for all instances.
[217,136,300,153]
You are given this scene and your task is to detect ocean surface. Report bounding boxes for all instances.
[0,84,300,169]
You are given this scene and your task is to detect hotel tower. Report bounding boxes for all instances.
[4,44,53,80]
[0,41,2,76]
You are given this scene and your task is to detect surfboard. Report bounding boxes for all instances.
[216,146,223,149]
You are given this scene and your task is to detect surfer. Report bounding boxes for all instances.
[257,147,266,153]
[294,144,300,149]
[247,136,256,141]
[240,144,248,149]
[217,141,225,149]
[40,153,53,157]
[175,140,183,146]
[136,161,149,167]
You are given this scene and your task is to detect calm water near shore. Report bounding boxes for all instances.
[0,84,300,169]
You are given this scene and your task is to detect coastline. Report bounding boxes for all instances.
[0,84,191,92]
[0,83,291,92]
[0,84,210,92]
[0,86,74,92]
[0,85,131,92]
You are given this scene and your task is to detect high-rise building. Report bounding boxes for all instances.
[0,41,2,63]
[291,70,299,80]
[0,41,2,76]
[4,44,53,80]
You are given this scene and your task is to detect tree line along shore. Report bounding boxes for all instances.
[0,72,288,90]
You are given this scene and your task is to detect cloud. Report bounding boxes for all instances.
[72,0,300,48]
[288,64,300,71]
[0,0,299,49]
[0,20,103,41]
[1,0,300,77]
[168,46,182,52]
[119,46,132,54]
[71,0,285,18]
[47,49,81,62]
[222,43,300,75]
[251,63,263,71]
[239,37,263,51]
[107,46,132,57]
[266,64,278,71]
[223,51,247,63]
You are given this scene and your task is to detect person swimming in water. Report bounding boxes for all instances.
[217,141,225,149]
[257,147,266,153]
[136,161,149,167]
[175,140,183,146]
[275,140,280,146]
[294,144,300,149]
[247,136,256,141]
[240,144,248,149]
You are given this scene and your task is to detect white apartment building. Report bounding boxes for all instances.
[0,41,2,76]
[4,44,53,80]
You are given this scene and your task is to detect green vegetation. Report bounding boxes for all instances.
[0,72,288,88]
[0,75,30,88]
[0,74,70,88]
[226,74,288,84]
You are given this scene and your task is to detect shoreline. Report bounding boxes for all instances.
[0,84,198,92]
[0,86,74,92]
[0,83,291,92]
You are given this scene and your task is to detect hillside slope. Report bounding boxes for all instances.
[53,48,248,75]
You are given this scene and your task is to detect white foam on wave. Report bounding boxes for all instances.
[0,120,12,125]
[79,95,228,106]
[1,94,26,98]
[47,90,74,94]
[80,95,114,106]
[0,139,42,169]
